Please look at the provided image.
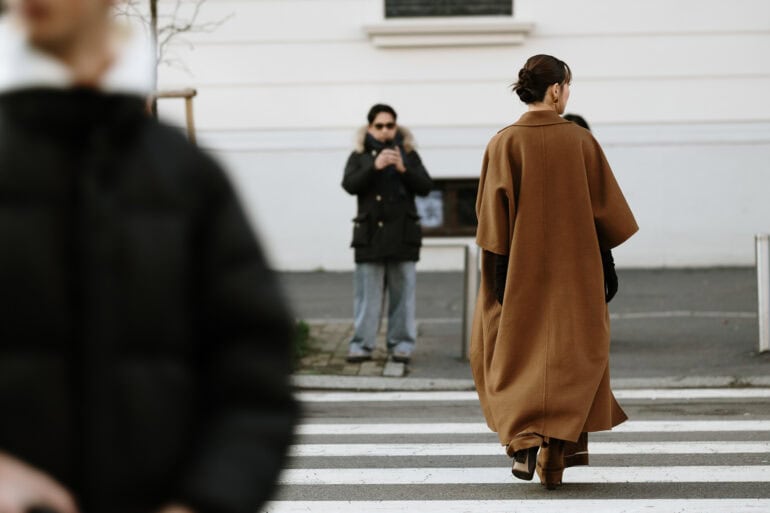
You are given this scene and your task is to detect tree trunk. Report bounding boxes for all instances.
[149,0,159,116]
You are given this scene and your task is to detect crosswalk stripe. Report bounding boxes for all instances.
[295,420,770,435]
[288,441,770,457]
[261,499,770,513]
[614,420,770,433]
[617,389,770,399]
[296,388,770,402]
[277,465,770,485]
[296,422,487,435]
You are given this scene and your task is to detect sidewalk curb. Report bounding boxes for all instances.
[292,374,770,392]
[292,375,476,391]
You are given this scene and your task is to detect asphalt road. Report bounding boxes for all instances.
[279,268,758,321]
[280,268,770,381]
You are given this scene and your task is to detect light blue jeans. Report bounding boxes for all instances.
[349,261,416,354]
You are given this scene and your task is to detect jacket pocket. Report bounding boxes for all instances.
[403,212,422,246]
[351,213,370,247]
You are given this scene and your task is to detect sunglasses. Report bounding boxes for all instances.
[373,122,396,130]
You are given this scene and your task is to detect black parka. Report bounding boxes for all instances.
[0,89,298,513]
[342,127,433,262]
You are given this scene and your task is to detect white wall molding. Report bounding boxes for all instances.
[363,17,534,48]
[197,122,770,154]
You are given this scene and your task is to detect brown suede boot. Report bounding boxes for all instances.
[564,432,589,468]
[536,438,565,490]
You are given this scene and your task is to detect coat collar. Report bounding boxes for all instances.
[513,110,572,127]
[0,18,155,96]
[354,125,416,153]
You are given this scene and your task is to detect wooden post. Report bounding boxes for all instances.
[153,88,198,144]
[184,96,196,145]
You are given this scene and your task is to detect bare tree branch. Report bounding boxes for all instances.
[115,0,232,72]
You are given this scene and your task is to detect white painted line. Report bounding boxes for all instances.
[277,465,770,485]
[296,422,487,435]
[296,388,770,403]
[262,499,770,513]
[610,310,757,320]
[588,441,770,454]
[616,389,770,400]
[297,391,477,402]
[614,420,770,433]
[295,420,770,436]
[288,441,770,457]
[296,391,469,402]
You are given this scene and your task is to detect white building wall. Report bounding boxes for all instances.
[157,0,770,270]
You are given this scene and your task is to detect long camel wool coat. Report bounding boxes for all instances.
[471,110,638,453]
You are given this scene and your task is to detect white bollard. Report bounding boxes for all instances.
[757,234,770,353]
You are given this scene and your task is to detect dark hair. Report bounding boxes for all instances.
[563,113,590,131]
[513,54,572,104]
[367,104,397,125]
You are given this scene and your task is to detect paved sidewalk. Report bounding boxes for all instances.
[282,268,770,389]
[295,321,409,378]
[294,318,473,380]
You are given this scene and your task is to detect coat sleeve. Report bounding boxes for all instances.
[583,135,639,250]
[475,138,515,255]
[400,150,433,196]
[342,150,377,194]
[177,157,299,513]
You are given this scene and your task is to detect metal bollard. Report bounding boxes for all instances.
[461,243,480,360]
[757,234,770,353]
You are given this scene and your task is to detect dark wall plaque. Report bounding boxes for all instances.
[386,0,513,18]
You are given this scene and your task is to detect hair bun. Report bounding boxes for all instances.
[515,87,536,103]
[512,54,571,105]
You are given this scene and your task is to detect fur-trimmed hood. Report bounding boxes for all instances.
[354,125,416,153]
[0,18,155,96]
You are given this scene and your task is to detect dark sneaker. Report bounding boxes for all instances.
[346,346,373,363]
[390,349,411,364]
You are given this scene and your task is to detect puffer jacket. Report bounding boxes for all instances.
[0,88,298,513]
[341,127,433,262]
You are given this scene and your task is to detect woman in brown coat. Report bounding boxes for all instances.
[471,55,638,489]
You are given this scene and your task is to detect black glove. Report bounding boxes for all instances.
[601,249,618,302]
[493,252,508,305]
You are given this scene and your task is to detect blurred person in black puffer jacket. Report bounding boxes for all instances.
[0,2,298,513]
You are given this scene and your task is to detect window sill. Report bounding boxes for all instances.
[363,17,534,48]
